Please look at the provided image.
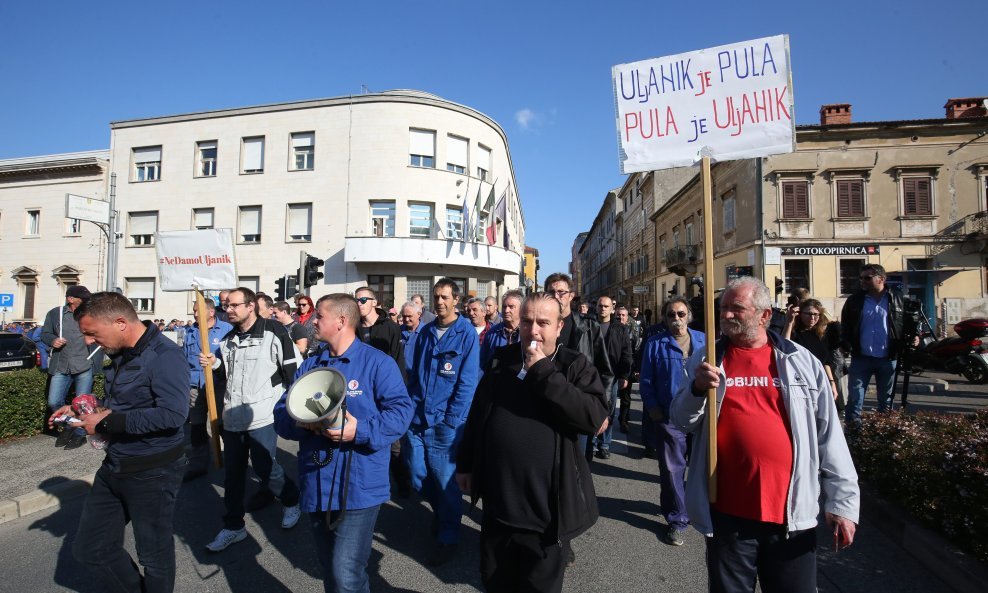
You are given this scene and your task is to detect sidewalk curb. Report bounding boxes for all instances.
[862,483,988,593]
[0,473,95,526]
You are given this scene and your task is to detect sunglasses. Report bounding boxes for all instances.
[356,296,375,304]
[666,311,688,319]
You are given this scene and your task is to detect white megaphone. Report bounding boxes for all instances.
[285,367,348,429]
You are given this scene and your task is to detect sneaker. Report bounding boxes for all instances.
[206,528,247,552]
[665,526,686,546]
[595,448,611,460]
[245,489,276,512]
[427,543,458,567]
[281,504,301,529]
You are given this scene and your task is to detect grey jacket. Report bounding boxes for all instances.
[40,305,91,375]
[670,331,860,536]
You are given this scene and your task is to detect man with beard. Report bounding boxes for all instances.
[455,292,607,593]
[639,297,703,546]
[671,277,859,593]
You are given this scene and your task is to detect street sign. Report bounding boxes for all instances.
[633,285,649,294]
[0,294,13,308]
[65,193,111,225]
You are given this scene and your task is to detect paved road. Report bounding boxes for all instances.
[0,394,956,593]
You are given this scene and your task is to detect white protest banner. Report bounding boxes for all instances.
[613,34,794,173]
[155,229,237,291]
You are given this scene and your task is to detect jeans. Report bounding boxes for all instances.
[48,369,94,409]
[590,381,620,453]
[310,505,380,593]
[705,510,817,593]
[403,423,463,544]
[221,424,299,530]
[846,355,897,423]
[72,457,185,593]
[655,417,689,529]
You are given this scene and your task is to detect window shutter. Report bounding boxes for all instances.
[849,181,864,216]
[128,279,155,299]
[916,178,931,214]
[409,130,435,157]
[837,181,851,217]
[288,204,311,236]
[193,209,213,228]
[447,136,468,168]
[130,212,157,235]
[242,138,264,171]
[240,206,261,234]
[133,147,161,163]
[291,132,314,148]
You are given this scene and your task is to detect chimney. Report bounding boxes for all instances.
[944,97,988,119]
[820,104,852,125]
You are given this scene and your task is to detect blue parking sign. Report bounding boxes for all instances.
[0,294,13,308]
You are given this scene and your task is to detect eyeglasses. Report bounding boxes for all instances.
[225,302,247,310]
[666,311,688,319]
[299,303,310,308]
[356,297,375,304]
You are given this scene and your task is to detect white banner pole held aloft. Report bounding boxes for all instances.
[195,287,223,469]
[701,156,718,503]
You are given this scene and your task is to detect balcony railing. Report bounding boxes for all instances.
[664,244,699,271]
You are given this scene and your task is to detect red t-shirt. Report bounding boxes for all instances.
[713,343,793,524]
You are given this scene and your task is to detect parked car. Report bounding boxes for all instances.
[0,331,40,372]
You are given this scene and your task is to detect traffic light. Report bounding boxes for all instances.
[299,252,325,291]
[274,274,298,301]
[774,277,784,296]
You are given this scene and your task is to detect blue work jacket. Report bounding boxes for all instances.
[401,326,422,381]
[408,314,480,428]
[639,328,706,413]
[479,322,520,371]
[183,319,232,388]
[274,338,413,512]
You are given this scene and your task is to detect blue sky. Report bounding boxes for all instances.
[1,1,982,280]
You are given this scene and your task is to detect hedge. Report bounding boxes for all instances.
[0,370,105,440]
[847,410,988,562]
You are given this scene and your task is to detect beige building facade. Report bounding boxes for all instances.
[108,90,525,317]
[0,151,110,321]
[650,99,988,332]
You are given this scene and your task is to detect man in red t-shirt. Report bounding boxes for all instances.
[678,277,859,593]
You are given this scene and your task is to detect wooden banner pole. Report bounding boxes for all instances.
[194,288,223,469]
[701,156,718,503]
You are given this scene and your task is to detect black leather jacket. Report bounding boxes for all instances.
[840,288,906,359]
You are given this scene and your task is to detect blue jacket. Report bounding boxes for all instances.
[274,338,412,512]
[401,326,422,381]
[408,314,480,428]
[479,322,520,371]
[27,327,49,370]
[99,323,190,464]
[183,319,233,388]
[639,328,705,413]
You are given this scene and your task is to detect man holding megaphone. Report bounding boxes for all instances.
[274,294,413,593]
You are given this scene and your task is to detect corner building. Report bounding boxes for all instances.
[109,90,525,317]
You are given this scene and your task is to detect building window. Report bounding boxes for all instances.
[446,207,464,240]
[406,276,432,302]
[192,207,214,230]
[446,135,468,174]
[839,259,866,295]
[238,276,259,294]
[685,221,695,245]
[409,203,433,238]
[722,190,736,232]
[836,179,865,217]
[409,129,435,168]
[287,203,312,242]
[370,201,396,237]
[781,181,810,219]
[133,146,161,182]
[65,218,82,235]
[241,136,265,174]
[128,211,158,246]
[238,206,262,243]
[291,132,315,171]
[25,210,40,236]
[476,145,492,181]
[903,176,933,216]
[126,278,155,313]
[672,226,680,247]
[367,275,395,309]
[783,259,810,294]
[196,141,217,177]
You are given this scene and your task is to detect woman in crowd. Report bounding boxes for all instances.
[783,298,846,411]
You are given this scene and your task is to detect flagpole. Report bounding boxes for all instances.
[701,156,717,503]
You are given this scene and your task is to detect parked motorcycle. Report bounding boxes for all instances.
[905,318,988,384]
